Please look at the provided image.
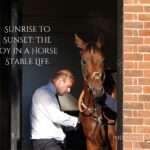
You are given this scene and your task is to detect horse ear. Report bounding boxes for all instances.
[96,35,104,49]
[74,34,87,50]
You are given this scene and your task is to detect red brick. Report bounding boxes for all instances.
[124,0,139,4]
[144,6,150,12]
[139,78,150,85]
[136,127,150,133]
[139,0,150,4]
[143,86,150,93]
[124,141,132,148]
[144,135,150,141]
[133,141,150,149]
[125,6,143,12]
[124,118,143,125]
[124,13,137,20]
[144,22,150,28]
[139,62,150,69]
[123,146,131,150]
[144,53,150,60]
[124,78,138,85]
[124,70,143,77]
[124,78,133,85]
[139,14,150,21]
[125,85,142,93]
[144,38,150,44]
[124,110,133,117]
[124,37,143,44]
[124,62,138,69]
[139,95,150,101]
[124,94,138,101]
[124,29,138,36]
[144,70,150,76]
[132,142,142,149]
[124,53,143,61]
[139,30,150,36]
[143,119,150,125]
[144,103,150,109]
[124,102,143,109]
[139,46,150,52]
[124,134,143,141]
[133,111,150,118]
[139,142,150,149]
[142,111,150,118]
[124,45,138,52]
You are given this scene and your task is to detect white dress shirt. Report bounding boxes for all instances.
[31,82,78,142]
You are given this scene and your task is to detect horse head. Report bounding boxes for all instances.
[75,34,105,98]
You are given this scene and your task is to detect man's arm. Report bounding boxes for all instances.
[34,90,78,127]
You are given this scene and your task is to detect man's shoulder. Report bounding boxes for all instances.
[33,85,48,97]
[106,94,117,102]
[105,94,117,112]
[32,86,55,105]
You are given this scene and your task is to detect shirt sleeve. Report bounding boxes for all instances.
[34,89,78,127]
[105,94,117,113]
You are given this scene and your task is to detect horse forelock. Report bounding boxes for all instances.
[86,43,98,53]
[85,43,103,58]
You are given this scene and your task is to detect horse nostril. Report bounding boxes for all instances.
[100,87,105,95]
[91,86,105,98]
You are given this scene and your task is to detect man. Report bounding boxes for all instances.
[31,69,79,150]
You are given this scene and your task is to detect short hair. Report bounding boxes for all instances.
[52,69,75,85]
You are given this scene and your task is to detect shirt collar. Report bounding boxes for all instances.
[46,82,57,95]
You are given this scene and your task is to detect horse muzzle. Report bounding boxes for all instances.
[91,86,105,98]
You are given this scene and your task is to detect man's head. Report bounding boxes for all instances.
[52,69,75,96]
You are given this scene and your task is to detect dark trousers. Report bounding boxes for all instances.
[32,139,65,150]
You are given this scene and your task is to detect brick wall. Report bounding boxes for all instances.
[123,0,150,149]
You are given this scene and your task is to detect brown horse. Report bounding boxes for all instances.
[74,34,117,150]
